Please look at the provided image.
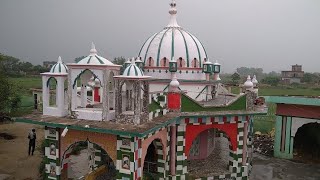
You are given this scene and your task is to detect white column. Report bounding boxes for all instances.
[80,84,86,107]
[56,76,65,112]
[42,76,49,109]
[71,79,77,111]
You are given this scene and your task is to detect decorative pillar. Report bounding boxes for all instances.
[102,70,109,120]
[42,76,49,109]
[44,126,61,179]
[274,115,293,159]
[134,81,141,125]
[170,125,176,175]
[115,80,120,117]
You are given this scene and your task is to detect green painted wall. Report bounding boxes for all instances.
[274,116,293,159]
[181,94,246,112]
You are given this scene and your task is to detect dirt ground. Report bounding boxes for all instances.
[0,122,44,180]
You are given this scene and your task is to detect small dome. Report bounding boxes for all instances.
[49,56,68,74]
[122,60,144,77]
[203,59,213,65]
[77,43,114,65]
[244,75,254,89]
[252,75,258,86]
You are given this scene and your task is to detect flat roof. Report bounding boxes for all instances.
[264,96,320,106]
[15,109,266,137]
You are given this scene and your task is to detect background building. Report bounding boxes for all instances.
[281,64,304,84]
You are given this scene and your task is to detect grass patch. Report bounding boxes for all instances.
[259,86,320,96]
[181,94,246,112]
[253,103,276,133]
[9,76,42,95]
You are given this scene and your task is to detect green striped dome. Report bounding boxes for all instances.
[138,1,207,68]
[50,56,68,74]
[122,64,144,77]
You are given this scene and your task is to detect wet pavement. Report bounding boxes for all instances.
[251,153,320,180]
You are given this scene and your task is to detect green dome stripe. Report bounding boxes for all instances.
[177,29,190,67]
[62,64,68,72]
[171,28,175,60]
[95,55,105,64]
[126,65,133,76]
[58,63,61,72]
[138,67,144,75]
[87,56,92,64]
[51,64,58,73]
[198,39,208,62]
[144,31,161,64]
[138,33,156,57]
[156,28,170,66]
[185,31,201,67]
[133,66,138,76]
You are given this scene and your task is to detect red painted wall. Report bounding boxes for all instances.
[167,92,181,110]
[94,87,100,102]
[185,123,238,157]
[276,104,320,119]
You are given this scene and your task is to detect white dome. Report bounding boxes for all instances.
[77,43,114,65]
[49,56,68,74]
[244,75,254,89]
[252,75,258,85]
[138,1,207,69]
[122,63,144,77]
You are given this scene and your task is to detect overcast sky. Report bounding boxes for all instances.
[0,0,319,73]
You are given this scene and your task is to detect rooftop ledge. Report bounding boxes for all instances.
[15,109,267,138]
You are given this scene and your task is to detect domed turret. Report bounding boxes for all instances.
[77,43,114,65]
[122,58,145,78]
[49,56,68,74]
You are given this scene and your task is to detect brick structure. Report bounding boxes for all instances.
[281,64,304,84]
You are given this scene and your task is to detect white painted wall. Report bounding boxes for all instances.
[291,117,320,136]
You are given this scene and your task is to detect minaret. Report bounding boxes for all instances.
[167,0,180,28]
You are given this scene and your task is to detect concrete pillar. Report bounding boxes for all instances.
[134,81,141,125]
[42,76,49,108]
[170,125,176,175]
[80,85,87,107]
[274,115,293,159]
[56,76,66,113]
[242,122,248,165]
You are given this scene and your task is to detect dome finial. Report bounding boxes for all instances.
[131,57,135,64]
[167,0,180,28]
[58,56,62,63]
[90,42,97,55]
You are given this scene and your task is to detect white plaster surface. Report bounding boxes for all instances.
[291,117,320,136]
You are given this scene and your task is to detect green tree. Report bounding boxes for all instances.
[261,76,280,86]
[0,57,21,113]
[236,67,264,78]
[231,72,241,84]
[302,73,320,83]
[113,57,126,74]
[113,56,126,65]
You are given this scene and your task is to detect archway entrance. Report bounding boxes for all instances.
[143,139,164,179]
[61,141,116,180]
[187,129,231,178]
[294,122,320,163]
